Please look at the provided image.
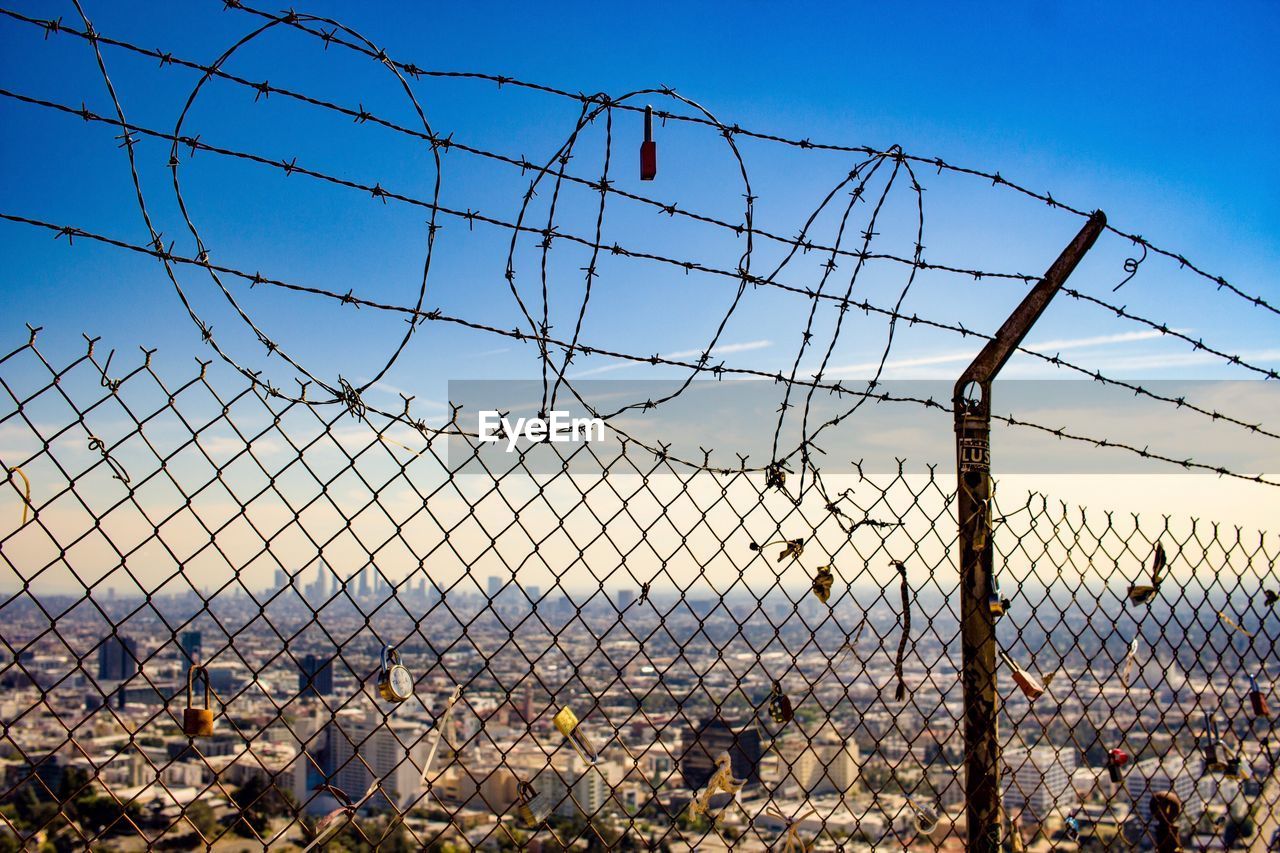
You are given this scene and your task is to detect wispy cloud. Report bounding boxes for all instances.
[571,340,773,378]
[820,330,1171,377]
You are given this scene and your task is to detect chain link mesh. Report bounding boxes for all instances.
[1,333,1275,851]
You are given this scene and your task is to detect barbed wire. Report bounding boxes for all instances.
[5,211,1277,488]
[220,0,1280,320]
[1,8,1278,846]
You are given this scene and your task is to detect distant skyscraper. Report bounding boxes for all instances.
[488,576,502,598]
[356,569,370,599]
[299,654,334,698]
[97,635,138,681]
[618,589,636,610]
[526,585,541,604]
[275,569,287,591]
[682,717,763,789]
[179,631,202,669]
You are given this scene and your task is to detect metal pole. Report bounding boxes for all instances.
[955,211,1106,852]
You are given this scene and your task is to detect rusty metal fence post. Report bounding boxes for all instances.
[954,211,1106,851]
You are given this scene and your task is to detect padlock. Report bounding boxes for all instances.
[907,797,938,834]
[1064,814,1081,841]
[377,645,413,703]
[987,571,1005,620]
[1223,748,1242,780]
[639,104,657,181]
[183,664,214,737]
[1106,747,1128,783]
[999,651,1044,701]
[1250,673,1271,718]
[515,780,548,829]
[554,706,599,764]
[767,681,793,724]
[811,566,834,603]
[1203,713,1225,772]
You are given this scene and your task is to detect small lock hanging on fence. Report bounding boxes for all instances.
[1202,712,1225,772]
[1106,747,1129,783]
[1127,542,1166,605]
[1064,813,1081,841]
[183,664,214,737]
[554,706,599,764]
[999,650,1044,701]
[1250,672,1271,718]
[515,780,548,829]
[906,795,939,835]
[639,104,657,181]
[377,645,414,703]
[767,681,793,724]
[987,567,1009,619]
[811,565,834,603]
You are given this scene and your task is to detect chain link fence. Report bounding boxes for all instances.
[1,3,1278,850]
[1,332,1276,851]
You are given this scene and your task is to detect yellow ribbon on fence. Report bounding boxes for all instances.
[1217,610,1254,638]
[8,466,31,525]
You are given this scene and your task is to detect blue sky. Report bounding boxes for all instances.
[1,0,1278,456]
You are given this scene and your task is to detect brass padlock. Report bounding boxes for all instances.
[554,706,599,764]
[767,681,793,724]
[184,664,214,737]
[515,780,548,829]
[377,645,413,703]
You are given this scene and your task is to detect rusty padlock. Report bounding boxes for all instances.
[1250,673,1271,718]
[515,780,548,829]
[184,664,214,737]
[640,105,657,181]
[999,651,1044,701]
[1106,747,1128,783]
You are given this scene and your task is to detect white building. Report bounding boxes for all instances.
[529,753,610,820]
[1003,745,1077,822]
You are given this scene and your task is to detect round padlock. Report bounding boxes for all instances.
[377,646,413,703]
[184,664,215,737]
